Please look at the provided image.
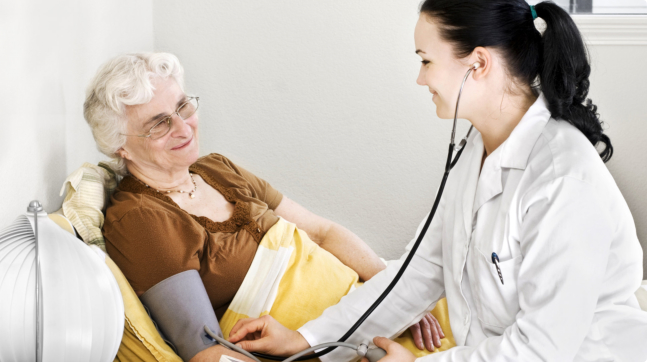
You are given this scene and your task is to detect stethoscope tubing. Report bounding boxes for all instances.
[252,65,476,361]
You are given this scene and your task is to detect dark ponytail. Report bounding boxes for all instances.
[420,0,613,162]
[534,2,612,161]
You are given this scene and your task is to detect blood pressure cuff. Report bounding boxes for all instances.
[140,270,223,361]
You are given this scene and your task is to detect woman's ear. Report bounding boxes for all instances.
[469,47,491,80]
[117,147,131,161]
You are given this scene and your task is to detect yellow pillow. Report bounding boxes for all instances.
[50,213,182,362]
[218,218,456,358]
[105,254,183,362]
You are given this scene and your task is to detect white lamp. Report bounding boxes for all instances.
[0,201,124,362]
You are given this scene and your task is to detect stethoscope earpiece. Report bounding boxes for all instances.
[472,62,481,70]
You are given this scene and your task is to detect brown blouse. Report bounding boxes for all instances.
[103,153,283,317]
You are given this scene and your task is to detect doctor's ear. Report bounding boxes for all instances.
[469,47,491,80]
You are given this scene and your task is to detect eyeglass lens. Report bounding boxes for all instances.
[149,97,199,140]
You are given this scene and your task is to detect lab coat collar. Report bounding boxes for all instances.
[467,94,551,218]
[473,141,503,215]
[498,94,552,170]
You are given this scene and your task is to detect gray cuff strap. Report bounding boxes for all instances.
[141,270,223,361]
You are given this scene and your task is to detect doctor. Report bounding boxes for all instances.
[228,0,647,360]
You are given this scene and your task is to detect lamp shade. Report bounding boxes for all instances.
[0,203,124,362]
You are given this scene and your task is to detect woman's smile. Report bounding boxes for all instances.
[171,134,194,150]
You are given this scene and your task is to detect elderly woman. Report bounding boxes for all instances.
[84,53,445,362]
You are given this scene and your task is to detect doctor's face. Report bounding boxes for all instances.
[414,14,473,119]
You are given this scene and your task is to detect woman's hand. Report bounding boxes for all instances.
[229,315,310,356]
[409,312,444,351]
[361,337,416,362]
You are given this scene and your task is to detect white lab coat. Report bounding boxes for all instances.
[298,95,647,361]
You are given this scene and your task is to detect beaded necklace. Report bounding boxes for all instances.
[133,173,197,199]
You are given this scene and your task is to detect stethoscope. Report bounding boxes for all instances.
[205,62,481,362]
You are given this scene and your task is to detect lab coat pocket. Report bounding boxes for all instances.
[473,249,522,332]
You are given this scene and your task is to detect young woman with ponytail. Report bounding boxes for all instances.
[227,1,647,361]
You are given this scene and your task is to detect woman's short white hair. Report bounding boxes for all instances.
[83,52,185,175]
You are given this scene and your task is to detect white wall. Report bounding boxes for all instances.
[0,0,153,230]
[154,1,647,277]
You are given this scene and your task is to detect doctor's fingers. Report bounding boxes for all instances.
[229,316,278,344]
[236,337,275,355]
[229,315,309,355]
[372,337,417,362]
[229,317,259,342]
[230,317,279,353]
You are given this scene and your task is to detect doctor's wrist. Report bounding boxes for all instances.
[291,331,311,354]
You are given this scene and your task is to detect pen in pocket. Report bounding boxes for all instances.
[491,252,504,285]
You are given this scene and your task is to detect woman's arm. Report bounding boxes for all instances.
[190,345,257,362]
[274,195,444,351]
[230,201,448,360]
[273,196,386,281]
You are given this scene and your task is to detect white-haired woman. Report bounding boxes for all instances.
[85,53,445,362]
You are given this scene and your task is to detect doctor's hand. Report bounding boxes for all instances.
[229,315,310,356]
[361,337,416,362]
[409,312,444,351]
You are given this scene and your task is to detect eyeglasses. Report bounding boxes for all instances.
[122,96,200,140]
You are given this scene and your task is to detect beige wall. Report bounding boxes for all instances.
[153,1,647,278]
[4,1,642,278]
[587,44,647,278]
[0,0,153,229]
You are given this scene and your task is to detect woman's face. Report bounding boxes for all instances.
[121,77,200,175]
[414,14,474,119]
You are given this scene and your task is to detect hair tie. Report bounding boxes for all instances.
[530,5,538,20]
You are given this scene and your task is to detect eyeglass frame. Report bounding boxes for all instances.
[120,96,200,140]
